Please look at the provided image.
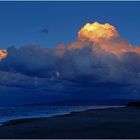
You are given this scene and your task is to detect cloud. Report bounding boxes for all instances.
[77,22,140,56]
[78,22,119,42]
[0,21,140,105]
[40,28,48,35]
[0,45,59,78]
[0,49,7,60]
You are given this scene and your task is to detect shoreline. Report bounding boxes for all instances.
[1,105,124,126]
[0,106,140,138]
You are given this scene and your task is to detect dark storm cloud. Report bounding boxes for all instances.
[0,45,59,78]
[0,43,140,93]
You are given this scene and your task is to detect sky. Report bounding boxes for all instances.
[1,1,140,106]
[0,1,140,48]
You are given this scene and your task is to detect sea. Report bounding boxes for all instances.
[0,105,123,125]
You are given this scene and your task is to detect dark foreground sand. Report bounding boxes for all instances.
[0,107,140,139]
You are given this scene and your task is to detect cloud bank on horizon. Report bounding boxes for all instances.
[0,22,140,105]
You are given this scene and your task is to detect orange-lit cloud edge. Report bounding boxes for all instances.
[1,21,140,59]
[0,49,7,60]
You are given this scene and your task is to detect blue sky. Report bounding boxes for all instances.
[0,1,140,48]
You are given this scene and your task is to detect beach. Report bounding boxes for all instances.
[0,107,140,139]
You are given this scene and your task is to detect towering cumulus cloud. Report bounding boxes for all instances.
[0,22,140,105]
[72,22,140,56]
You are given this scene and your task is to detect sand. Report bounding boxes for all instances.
[0,107,140,138]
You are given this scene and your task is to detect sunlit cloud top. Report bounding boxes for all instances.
[78,22,119,42]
